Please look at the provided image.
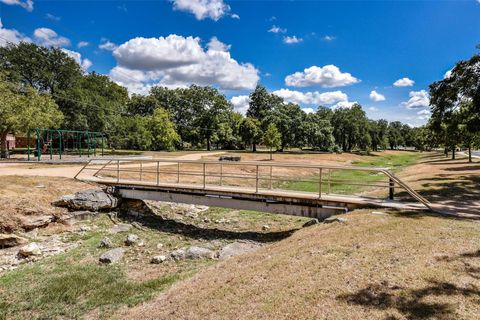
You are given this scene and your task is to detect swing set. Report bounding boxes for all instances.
[27,129,106,161]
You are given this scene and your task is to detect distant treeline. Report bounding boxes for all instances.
[1,42,478,158]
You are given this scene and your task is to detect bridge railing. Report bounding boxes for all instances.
[74,158,431,209]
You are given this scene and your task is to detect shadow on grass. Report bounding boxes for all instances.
[337,280,479,319]
[118,205,297,243]
[396,173,480,216]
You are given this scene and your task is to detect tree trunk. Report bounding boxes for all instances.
[444,147,448,158]
[468,144,472,163]
[270,147,273,161]
[0,131,8,159]
[206,138,211,151]
[452,145,456,160]
[252,143,256,152]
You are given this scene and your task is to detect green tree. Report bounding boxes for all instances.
[429,52,480,162]
[387,121,405,150]
[331,104,370,152]
[150,108,180,151]
[263,123,281,160]
[239,117,262,151]
[0,76,63,157]
[301,112,335,151]
[0,42,82,94]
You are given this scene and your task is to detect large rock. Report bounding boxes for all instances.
[217,242,261,260]
[125,234,139,246]
[58,211,98,225]
[170,249,186,261]
[108,223,132,234]
[185,246,215,260]
[20,215,55,230]
[323,216,347,224]
[99,248,125,264]
[0,234,28,248]
[53,189,119,211]
[151,255,167,264]
[18,243,42,257]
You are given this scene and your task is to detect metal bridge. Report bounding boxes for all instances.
[75,158,432,219]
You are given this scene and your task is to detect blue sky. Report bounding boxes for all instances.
[1,0,480,126]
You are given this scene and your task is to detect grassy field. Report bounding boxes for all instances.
[278,151,423,197]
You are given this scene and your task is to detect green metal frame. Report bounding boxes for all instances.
[27,129,105,161]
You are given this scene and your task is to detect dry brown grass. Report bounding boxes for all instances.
[0,176,93,232]
[397,152,480,215]
[120,210,480,320]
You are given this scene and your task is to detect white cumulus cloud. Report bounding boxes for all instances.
[0,19,30,46]
[99,39,118,51]
[283,35,302,44]
[444,69,453,79]
[285,65,359,88]
[369,90,386,102]
[393,77,414,87]
[402,90,430,109]
[0,0,33,11]
[230,95,250,115]
[268,25,286,33]
[302,108,315,114]
[417,109,431,120]
[33,27,70,47]
[323,35,335,41]
[272,88,348,106]
[171,0,230,21]
[109,35,259,94]
[77,41,89,48]
[332,100,358,109]
[61,48,92,71]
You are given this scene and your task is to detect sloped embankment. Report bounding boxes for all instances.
[121,210,480,320]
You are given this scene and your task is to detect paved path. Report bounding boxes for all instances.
[0,152,224,179]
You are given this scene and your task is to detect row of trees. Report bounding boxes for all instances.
[2,41,477,158]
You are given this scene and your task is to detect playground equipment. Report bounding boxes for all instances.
[27,129,106,161]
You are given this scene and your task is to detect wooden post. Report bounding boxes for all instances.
[139,162,143,181]
[156,161,160,186]
[117,160,120,183]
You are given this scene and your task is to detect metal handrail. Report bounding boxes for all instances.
[75,158,431,210]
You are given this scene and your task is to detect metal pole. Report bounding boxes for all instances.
[36,129,41,161]
[389,178,395,200]
[220,163,223,186]
[255,165,259,193]
[203,163,206,189]
[58,131,63,160]
[269,165,273,189]
[27,130,30,161]
[156,161,160,186]
[328,169,331,194]
[87,133,90,158]
[177,162,180,183]
[49,131,52,160]
[117,160,120,183]
[319,168,322,198]
[101,135,104,157]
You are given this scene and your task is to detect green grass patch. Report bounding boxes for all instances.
[278,152,422,196]
[0,260,179,320]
